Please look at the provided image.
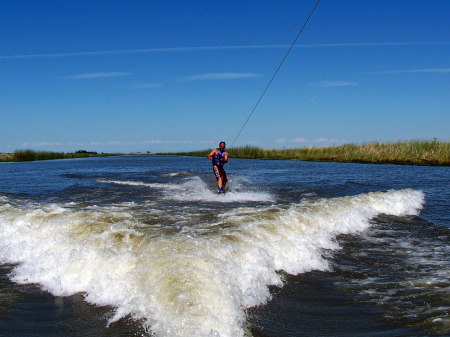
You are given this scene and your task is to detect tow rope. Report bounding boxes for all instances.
[231,0,321,147]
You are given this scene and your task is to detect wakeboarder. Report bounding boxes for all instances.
[207,141,228,193]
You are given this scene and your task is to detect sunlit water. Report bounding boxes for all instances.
[0,156,448,336]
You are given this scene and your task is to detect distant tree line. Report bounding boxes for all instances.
[75,150,98,155]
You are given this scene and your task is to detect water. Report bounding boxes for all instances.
[0,156,448,337]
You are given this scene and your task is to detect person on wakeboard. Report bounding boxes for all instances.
[208,141,229,193]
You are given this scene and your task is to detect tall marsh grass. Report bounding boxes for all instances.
[12,150,117,162]
[13,150,65,161]
[168,141,449,166]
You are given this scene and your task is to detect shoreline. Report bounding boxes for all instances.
[160,141,450,166]
[167,154,449,166]
[0,151,122,162]
[2,141,449,166]
[0,153,13,161]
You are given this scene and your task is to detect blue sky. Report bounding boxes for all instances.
[1,0,449,153]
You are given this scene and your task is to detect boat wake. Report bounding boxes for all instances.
[0,189,425,337]
[97,176,275,203]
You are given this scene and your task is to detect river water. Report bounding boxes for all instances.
[0,155,448,336]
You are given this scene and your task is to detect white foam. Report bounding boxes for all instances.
[0,189,425,337]
[163,172,193,177]
[97,179,173,189]
[98,177,275,203]
[166,176,274,203]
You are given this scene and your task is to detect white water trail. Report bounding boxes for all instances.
[98,176,275,203]
[0,189,425,337]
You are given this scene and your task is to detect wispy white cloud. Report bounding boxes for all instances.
[298,42,449,48]
[63,72,132,80]
[0,45,284,60]
[90,141,122,146]
[3,42,445,60]
[313,138,348,145]
[310,81,358,88]
[314,138,340,143]
[21,141,88,147]
[130,83,162,89]
[275,138,286,144]
[177,72,263,81]
[291,138,308,143]
[139,140,214,145]
[285,137,347,145]
[373,68,450,74]
[20,139,214,149]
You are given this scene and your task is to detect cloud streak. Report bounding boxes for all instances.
[22,139,214,148]
[63,72,132,79]
[310,81,358,88]
[2,42,448,60]
[129,83,162,89]
[274,138,347,145]
[291,138,308,143]
[177,72,263,81]
[373,68,450,74]
[21,141,88,147]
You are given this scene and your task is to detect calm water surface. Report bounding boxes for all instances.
[0,156,448,336]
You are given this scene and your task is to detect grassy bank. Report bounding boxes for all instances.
[0,153,13,162]
[163,141,450,166]
[7,150,121,162]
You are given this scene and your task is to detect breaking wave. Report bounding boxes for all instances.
[0,189,425,337]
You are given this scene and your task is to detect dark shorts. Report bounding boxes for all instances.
[213,165,228,183]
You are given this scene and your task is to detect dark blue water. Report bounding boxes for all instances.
[0,156,448,336]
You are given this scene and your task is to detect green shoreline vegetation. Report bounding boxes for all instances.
[1,141,448,165]
[0,150,122,162]
[163,140,450,166]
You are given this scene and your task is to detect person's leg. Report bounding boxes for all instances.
[213,166,222,189]
[219,167,227,189]
[221,169,228,188]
